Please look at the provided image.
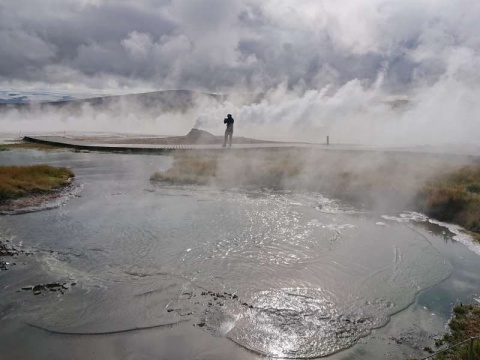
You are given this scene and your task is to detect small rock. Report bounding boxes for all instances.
[423,347,434,354]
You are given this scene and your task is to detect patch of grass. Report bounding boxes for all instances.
[431,304,480,359]
[0,165,74,202]
[0,145,9,152]
[150,151,302,188]
[150,154,217,185]
[416,165,480,234]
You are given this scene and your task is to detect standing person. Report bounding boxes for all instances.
[223,114,234,147]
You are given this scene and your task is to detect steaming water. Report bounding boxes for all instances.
[1,150,480,359]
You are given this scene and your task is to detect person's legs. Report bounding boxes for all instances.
[223,130,228,147]
[228,131,233,147]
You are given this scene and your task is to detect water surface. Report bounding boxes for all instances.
[0,150,479,359]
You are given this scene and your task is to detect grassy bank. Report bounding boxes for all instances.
[417,165,480,235]
[0,165,74,202]
[431,304,480,359]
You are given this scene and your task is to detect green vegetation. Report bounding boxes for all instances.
[0,165,74,202]
[150,151,302,189]
[417,165,480,234]
[151,153,217,185]
[431,304,480,359]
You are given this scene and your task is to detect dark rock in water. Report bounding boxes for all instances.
[22,282,76,296]
[0,240,31,271]
[0,240,20,271]
[32,285,43,295]
[0,241,19,257]
[423,346,434,354]
[33,288,42,295]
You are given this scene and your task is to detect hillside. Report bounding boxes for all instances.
[0,90,225,113]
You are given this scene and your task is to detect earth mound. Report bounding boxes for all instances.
[184,128,218,144]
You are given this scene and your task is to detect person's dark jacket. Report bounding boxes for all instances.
[224,115,234,131]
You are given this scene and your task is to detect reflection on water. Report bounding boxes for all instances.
[0,150,479,359]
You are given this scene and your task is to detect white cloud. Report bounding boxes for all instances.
[122,31,154,60]
[1,0,479,93]
[1,0,480,147]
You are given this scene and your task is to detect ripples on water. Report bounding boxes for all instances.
[0,151,474,359]
[171,188,451,357]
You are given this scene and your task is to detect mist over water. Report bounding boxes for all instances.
[2,77,480,148]
[1,150,479,359]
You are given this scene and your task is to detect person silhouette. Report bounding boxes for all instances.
[222,114,234,147]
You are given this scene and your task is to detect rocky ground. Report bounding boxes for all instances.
[0,238,31,271]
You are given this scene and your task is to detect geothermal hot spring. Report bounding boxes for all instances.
[1,149,480,360]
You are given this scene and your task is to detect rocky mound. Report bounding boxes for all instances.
[184,128,218,144]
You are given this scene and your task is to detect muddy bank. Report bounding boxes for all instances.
[0,184,78,215]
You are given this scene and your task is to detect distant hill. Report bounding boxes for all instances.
[0,89,410,114]
[0,90,225,113]
[0,95,29,104]
[0,90,77,104]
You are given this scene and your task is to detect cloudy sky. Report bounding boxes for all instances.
[1,0,480,145]
[1,0,479,94]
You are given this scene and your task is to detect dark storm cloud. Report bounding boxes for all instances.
[0,0,479,95]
